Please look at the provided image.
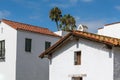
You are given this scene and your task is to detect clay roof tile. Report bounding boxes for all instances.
[2,19,60,37]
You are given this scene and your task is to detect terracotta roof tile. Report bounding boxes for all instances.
[73,31,120,46]
[2,19,60,37]
[39,30,120,58]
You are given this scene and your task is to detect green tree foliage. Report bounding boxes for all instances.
[60,14,76,31]
[49,7,76,31]
[49,7,62,31]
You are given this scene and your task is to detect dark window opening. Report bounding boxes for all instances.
[45,41,51,50]
[72,77,82,80]
[0,40,5,61]
[25,38,32,52]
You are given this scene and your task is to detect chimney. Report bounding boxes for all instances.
[54,31,69,37]
[77,24,88,32]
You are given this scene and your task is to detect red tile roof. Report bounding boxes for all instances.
[2,19,60,37]
[39,30,120,58]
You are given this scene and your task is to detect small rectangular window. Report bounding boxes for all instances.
[1,27,3,33]
[74,51,81,65]
[25,38,32,52]
[0,40,5,61]
[72,77,82,80]
[45,41,51,50]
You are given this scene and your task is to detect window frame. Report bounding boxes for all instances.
[25,38,32,52]
[74,51,81,65]
[0,40,5,61]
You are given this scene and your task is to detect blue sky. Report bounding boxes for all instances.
[0,0,120,33]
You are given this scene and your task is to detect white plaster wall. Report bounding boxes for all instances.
[0,22,17,80]
[113,47,120,80]
[98,24,120,38]
[16,30,60,80]
[50,38,114,80]
[54,31,69,37]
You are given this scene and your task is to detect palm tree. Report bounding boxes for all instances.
[49,7,62,31]
[60,14,76,31]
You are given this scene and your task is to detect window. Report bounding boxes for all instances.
[1,27,3,33]
[72,77,82,80]
[25,38,32,52]
[74,51,81,65]
[0,40,5,61]
[45,41,51,50]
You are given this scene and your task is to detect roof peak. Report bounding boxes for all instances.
[40,30,120,58]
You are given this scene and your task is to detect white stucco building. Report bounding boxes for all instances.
[0,19,60,80]
[40,23,120,80]
[98,22,120,38]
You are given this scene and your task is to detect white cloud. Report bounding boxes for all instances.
[115,6,120,10]
[0,10,10,19]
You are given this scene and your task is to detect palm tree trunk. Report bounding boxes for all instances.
[56,21,59,31]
